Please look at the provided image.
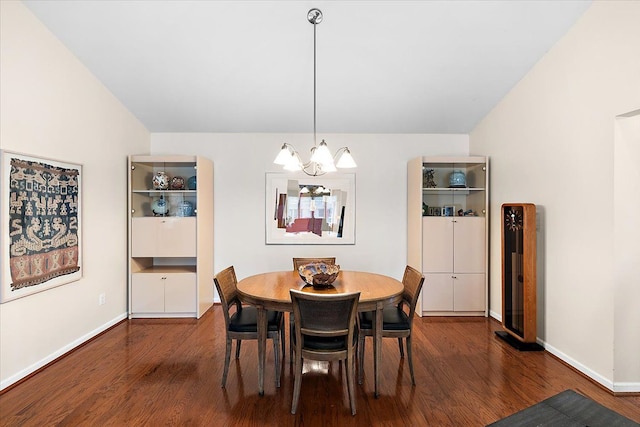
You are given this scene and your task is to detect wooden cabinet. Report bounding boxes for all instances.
[128,155,213,319]
[408,156,489,316]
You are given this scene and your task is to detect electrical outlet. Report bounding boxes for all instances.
[98,293,106,305]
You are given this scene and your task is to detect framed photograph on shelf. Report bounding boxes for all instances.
[429,206,441,217]
[1,151,83,303]
[443,206,455,217]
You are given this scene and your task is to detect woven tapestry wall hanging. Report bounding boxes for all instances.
[1,151,82,303]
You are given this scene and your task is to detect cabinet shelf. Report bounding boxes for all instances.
[132,190,197,194]
[135,265,197,274]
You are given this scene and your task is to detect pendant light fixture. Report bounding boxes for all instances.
[273,8,357,176]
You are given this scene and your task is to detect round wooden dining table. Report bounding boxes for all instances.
[236,270,404,397]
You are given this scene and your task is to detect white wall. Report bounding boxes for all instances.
[470,1,640,391]
[151,133,468,281]
[614,111,640,388]
[0,2,149,389]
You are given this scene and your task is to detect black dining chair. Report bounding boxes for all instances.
[214,266,284,388]
[289,289,360,416]
[358,265,425,385]
[288,257,337,363]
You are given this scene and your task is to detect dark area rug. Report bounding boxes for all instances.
[487,389,640,427]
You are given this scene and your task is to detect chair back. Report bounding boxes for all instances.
[292,257,336,271]
[401,265,425,322]
[290,289,360,344]
[213,266,241,327]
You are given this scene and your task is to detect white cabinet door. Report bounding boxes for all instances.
[131,273,165,313]
[131,217,196,257]
[453,217,485,273]
[164,273,197,313]
[422,273,454,311]
[453,273,486,312]
[157,217,196,257]
[422,217,453,272]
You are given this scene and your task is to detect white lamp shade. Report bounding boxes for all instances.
[274,145,292,165]
[336,149,357,168]
[309,140,333,166]
[284,152,302,171]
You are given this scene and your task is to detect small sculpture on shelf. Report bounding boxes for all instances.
[422,167,436,188]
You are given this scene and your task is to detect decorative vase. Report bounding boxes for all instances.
[152,195,169,216]
[152,171,169,190]
[177,200,194,217]
[187,175,197,190]
[449,170,466,188]
[170,176,185,190]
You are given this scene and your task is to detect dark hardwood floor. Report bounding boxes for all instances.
[1,306,638,426]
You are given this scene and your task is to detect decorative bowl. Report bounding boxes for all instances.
[170,176,185,190]
[298,263,340,288]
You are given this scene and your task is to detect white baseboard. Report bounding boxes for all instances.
[613,382,640,393]
[489,311,639,392]
[0,312,127,391]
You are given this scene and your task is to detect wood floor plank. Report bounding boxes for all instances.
[1,308,638,426]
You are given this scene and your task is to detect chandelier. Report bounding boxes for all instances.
[273,8,357,176]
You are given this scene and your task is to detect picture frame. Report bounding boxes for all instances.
[443,206,455,217]
[429,206,441,217]
[266,172,355,244]
[1,151,83,303]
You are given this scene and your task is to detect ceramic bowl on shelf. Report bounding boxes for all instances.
[298,263,340,288]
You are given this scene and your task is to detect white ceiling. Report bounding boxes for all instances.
[23,0,591,134]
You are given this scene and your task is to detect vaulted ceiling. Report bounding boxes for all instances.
[23,0,591,134]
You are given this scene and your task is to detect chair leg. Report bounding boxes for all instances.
[289,316,294,365]
[358,334,365,385]
[346,352,357,415]
[222,336,232,388]
[407,336,415,385]
[291,352,303,414]
[280,316,286,363]
[273,334,281,388]
[235,339,242,359]
[398,337,404,358]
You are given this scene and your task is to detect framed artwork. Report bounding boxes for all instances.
[1,151,83,303]
[443,206,455,217]
[266,172,355,244]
